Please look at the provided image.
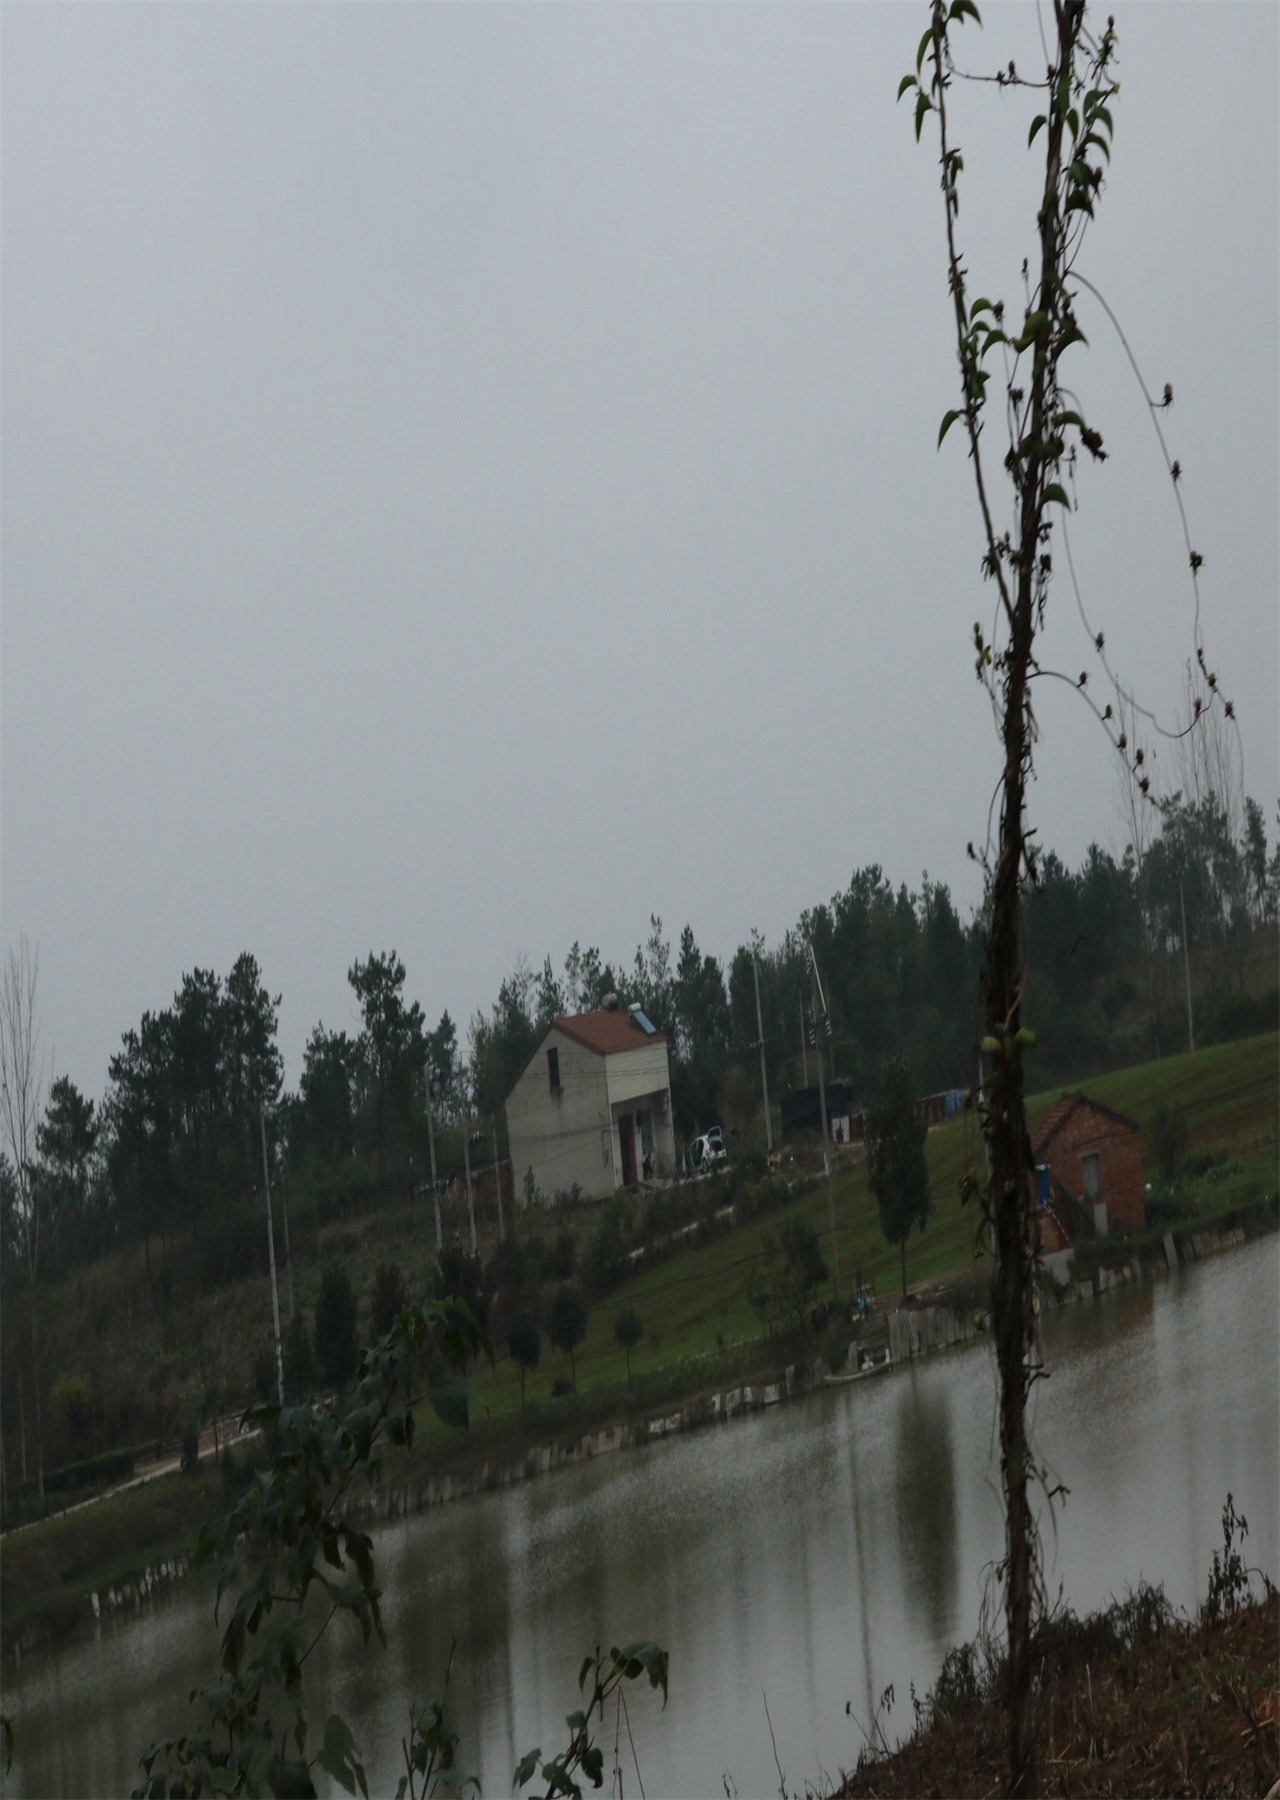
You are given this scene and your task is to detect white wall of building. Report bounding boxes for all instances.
[506,1026,612,1202]
[507,1026,675,1203]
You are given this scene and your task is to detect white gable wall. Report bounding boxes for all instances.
[506,1028,676,1204]
[506,1026,614,1203]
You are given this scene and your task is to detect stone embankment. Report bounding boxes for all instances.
[354,1366,822,1526]
[1042,1218,1252,1303]
[90,1552,198,1623]
[6,1550,201,1661]
[351,1308,975,1528]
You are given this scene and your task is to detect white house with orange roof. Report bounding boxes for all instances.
[505,999,676,1203]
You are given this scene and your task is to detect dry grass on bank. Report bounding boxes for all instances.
[841,1590,1279,1799]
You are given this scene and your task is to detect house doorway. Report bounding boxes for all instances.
[618,1114,635,1186]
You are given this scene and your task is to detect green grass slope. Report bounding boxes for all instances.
[454,1031,1279,1423]
[3,1034,1274,1653]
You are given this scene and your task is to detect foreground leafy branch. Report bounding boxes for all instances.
[515,1642,669,1800]
[133,1300,666,1799]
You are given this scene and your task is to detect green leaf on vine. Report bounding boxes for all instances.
[938,409,962,448]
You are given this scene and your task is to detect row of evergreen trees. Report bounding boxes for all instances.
[0,788,1274,1498]
[3,788,1276,1294]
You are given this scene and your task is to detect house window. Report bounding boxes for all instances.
[1081,1152,1100,1199]
[547,1048,560,1092]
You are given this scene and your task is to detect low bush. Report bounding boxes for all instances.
[196,1204,265,1289]
[369,1261,408,1340]
[926,1579,1173,1731]
[1145,1193,1199,1230]
[1032,1580,1174,1686]
[42,1445,136,1497]
[583,1194,638,1297]
[302,1158,381,1228]
[940,1263,991,1320]
[1154,1100,1188,1186]
[547,1225,578,1282]
[731,1147,768,1186]
[929,1640,990,1724]
[314,1265,359,1389]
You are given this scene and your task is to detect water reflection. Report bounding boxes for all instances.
[4,1238,1276,1800]
[893,1366,959,1637]
[836,1389,882,1731]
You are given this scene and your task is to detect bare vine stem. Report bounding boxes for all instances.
[930,8,1016,637]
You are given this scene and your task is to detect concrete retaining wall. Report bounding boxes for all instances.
[1043,1220,1254,1307]
[356,1373,807,1526]
[884,1304,978,1364]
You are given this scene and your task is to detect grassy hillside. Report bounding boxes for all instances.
[11,1034,1278,1472]
[2,1034,1275,1652]
[450,1031,1278,1421]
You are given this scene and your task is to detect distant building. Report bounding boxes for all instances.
[1032,1091,1145,1253]
[780,1079,856,1142]
[505,1001,676,1204]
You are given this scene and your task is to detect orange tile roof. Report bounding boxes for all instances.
[552,1009,667,1057]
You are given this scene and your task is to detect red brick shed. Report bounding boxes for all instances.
[1032,1092,1145,1252]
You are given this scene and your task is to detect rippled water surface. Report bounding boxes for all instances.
[5,1236,1276,1797]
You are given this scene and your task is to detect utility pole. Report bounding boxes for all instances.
[801,998,809,1087]
[492,1116,505,1240]
[462,1125,477,1254]
[1179,876,1195,1054]
[751,934,773,1155]
[807,944,840,1304]
[278,1166,295,1322]
[260,1113,285,1405]
[425,1074,442,1252]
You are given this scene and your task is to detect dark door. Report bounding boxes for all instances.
[619,1115,634,1185]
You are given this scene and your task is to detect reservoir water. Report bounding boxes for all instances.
[4,1235,1276,1797]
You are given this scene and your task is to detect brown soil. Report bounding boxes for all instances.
[841,1593,1279,1799]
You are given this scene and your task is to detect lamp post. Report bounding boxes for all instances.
[492,1116,505,1240]
[807,943,840,1304]
[751,933,773,1156]
[462,1125,477,1254]
[260,1112,285,1405]
[425,1072,443,1253]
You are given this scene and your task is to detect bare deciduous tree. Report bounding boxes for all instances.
[1,934,49,1492]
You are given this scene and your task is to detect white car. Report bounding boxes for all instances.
[689,1129,728,1174]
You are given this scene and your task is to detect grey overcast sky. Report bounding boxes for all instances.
[3,2,1276,1100]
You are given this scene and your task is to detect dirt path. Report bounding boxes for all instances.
[2,1419,260,1539]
